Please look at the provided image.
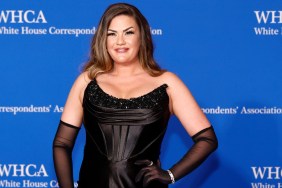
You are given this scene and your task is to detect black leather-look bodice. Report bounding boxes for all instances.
[79,79,170,188]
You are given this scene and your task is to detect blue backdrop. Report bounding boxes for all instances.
[1,0,282,187]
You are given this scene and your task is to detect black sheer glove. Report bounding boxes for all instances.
[53,120,80,188]
[169,126,218,182]
[135,160,171,187]
[135,126,218,186]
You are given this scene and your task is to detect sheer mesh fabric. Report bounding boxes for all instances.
[52,79,218,187]
[169,126,218,181]
[53,120,80,188]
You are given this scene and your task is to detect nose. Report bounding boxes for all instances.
[116,34,125,45]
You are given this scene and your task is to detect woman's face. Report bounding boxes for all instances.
[106,15,141,65]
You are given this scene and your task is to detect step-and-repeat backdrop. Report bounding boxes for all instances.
[1,0,281,187]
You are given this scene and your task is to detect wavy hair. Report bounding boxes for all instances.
[83,3,165,79]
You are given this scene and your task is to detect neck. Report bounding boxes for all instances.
[111,61,144,77]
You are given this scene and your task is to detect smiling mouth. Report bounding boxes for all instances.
[115,48,129,53]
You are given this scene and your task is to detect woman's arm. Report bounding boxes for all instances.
[136,72,218,186]
[165,72,218,180]
[52,72,90,188]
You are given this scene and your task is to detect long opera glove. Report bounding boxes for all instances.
[53,120,80,188]
[135,126,218,187]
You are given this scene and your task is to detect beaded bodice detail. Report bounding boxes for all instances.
[85,79,169,109]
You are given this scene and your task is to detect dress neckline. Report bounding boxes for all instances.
[92,79,168,101]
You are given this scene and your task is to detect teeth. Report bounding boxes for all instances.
[116,48,127,52]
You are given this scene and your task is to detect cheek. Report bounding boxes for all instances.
[106,41,110,50]
[133,35,141,48]
[133,40,141,51]
[106,38,114,49]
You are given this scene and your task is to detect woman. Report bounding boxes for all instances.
[53,3,218,188]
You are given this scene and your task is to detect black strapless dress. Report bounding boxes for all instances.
[78,79,170,188]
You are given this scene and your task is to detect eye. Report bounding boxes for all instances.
[125,31,134,35]
[107,32,116,36]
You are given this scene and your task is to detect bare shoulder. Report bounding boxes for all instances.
[60,71,91,126]
[70,71,92,101]
[75,71,91,86]
[72,71,91,90]
[159,71,187,89]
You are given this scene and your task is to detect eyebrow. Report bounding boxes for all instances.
[108,26,134,33]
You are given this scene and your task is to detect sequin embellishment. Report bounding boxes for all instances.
[85,80,169,109]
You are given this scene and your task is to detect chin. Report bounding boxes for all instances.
[114,59,132,64]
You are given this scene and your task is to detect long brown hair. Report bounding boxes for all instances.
[83,3,165,79]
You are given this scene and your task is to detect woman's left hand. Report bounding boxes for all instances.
[135,160,171,187]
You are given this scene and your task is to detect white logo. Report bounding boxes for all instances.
[253,11,282,36]
[201,106,238,114]
[0,105,51,115]
[0,164,48,177]
[250,167,282,188]
[0,10,47,24]
[251,166,282,179]
[254,11,282,24]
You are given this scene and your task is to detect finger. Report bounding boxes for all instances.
[143,173,157,187]
[134,160,152,166]
[156,159,161,167]
[135,167,150,182]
